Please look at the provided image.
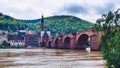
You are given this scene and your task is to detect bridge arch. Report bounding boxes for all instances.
[63,37,70,49]
[76,34,89,50]
[47,41,52,48]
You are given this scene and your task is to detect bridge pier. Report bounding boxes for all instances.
[58,38,63,49]
[70,37,76,49]
[90,35,100,50]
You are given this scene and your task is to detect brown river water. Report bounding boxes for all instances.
[0,48,105,68]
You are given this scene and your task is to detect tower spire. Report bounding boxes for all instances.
[41,14,44,23]
[40,14,44,31]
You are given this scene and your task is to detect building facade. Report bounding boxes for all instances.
[8,34,24,46]
[24,31,40,47]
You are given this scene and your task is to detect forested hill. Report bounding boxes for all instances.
[18,19,41,23]
[43,15,94,35]
[0,13,29,32]
[0,13,94,36]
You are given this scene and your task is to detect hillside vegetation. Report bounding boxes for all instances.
[0,13,29,32]
[0,13,94,35]
[43,16,93,35]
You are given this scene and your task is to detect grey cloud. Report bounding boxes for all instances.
[62,4,87,14]
[96,3,115,14]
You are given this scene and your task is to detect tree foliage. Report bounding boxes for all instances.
[0,13,93,35]
[1,40,11,48]
[0,13,29,32]
[95,9,120,68]
[41,15,94,35]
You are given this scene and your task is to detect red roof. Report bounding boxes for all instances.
[26,31,36,35]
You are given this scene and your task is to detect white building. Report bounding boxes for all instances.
[8,34,25,46]
[0,32,8,45]
[9,40,24,46]
[40,30,51,37]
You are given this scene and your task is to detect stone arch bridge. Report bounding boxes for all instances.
[43,29,102,51]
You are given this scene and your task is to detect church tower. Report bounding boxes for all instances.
[40,14,51,38]
[40,15,44,31]
[40,15,45,37]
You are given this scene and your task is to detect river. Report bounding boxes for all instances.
[0,48,105,68]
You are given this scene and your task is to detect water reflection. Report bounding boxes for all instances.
[0,48,105,68]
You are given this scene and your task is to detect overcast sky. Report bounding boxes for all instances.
[0,0,120,23]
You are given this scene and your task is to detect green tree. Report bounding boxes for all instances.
[94,9,120,68]
[1,40,11,48]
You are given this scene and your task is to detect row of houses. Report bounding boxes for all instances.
[7,30,41,47]
[0,30,50,48]
[0,15,51,48]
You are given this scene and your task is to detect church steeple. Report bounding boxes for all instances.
[40,14,44,31]
[40,14,51,38]
[41,14,44,23]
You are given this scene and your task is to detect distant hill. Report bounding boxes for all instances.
[18,19,41,23]
[0,13,29,32]
[43,15,94,35]
[0,13,94,36]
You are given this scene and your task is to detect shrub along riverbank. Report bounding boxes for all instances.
[95,9,120,68]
